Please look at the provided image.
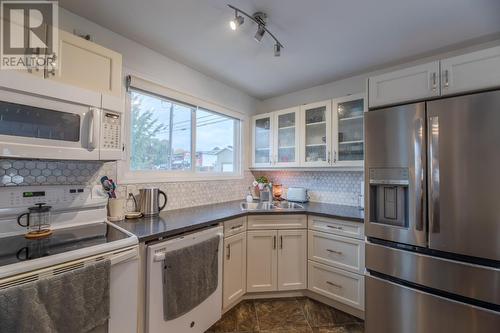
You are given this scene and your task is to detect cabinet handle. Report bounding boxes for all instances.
[280,235,283,249]
[226,244,231,260]
[273,236,277,249]
[230,225,243,230]
[326,225,343,230]
[326,281,342,288]
[334,150,337,163]
[431,72,437,91]
[443,70,449,88]
[326,249,343,255]
[328,151,331,164]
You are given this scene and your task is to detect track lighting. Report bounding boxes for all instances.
[229,11,244,30]
[274,43,281,57]
[254,25,266,42]
[227,4,284,57]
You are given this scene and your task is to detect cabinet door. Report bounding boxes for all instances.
[278,230,307,291]
[441,46,500,96]
[252,113,274,168]
[300,100,332,167]
[223,232,247,310]
[273,107,300,167]
[368,61,440,108]
[49,30,122,96]
[246,230,277,292]
[332,94,365,167]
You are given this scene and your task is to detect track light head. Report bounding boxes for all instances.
[229,13,244,30]
[274,43,281,57]
[254,25,266,42]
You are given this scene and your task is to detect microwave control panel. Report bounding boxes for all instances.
[102,112,121,150]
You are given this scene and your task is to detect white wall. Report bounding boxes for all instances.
[258,37,500,113]
[59,8,258,117]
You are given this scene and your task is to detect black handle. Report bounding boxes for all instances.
[158,190,168,211]
[17,212,30,227]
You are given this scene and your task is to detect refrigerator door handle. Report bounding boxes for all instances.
[415,117,425,231]
[428,116,440,233]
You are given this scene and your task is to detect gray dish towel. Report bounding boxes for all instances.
[0,259,111,333]
[163,235,220,320]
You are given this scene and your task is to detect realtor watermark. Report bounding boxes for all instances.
[1,0,58,70]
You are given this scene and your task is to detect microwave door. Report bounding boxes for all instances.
[365,103,427,247]
[427,91,500,262]
[0,88,99,160]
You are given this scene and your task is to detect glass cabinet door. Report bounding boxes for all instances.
[333,94,365,165]
[274,108,299,166]
[253,114,272,166]
[301,101,331,166]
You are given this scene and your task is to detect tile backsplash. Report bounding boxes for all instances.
[252,170,364,207]
[1,158,364,209]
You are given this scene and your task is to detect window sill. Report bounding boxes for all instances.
[118,166,245,184]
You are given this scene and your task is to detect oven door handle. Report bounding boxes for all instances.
[88,107,99,150]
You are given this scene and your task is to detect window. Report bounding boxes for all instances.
[126,87,241,180]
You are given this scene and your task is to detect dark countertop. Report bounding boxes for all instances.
[113,200,364,243]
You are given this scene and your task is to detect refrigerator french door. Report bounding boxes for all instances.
[365,90,500,333]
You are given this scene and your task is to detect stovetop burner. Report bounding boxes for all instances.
[0,223,130,267]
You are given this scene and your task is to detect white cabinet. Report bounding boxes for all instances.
[246,230,278,292]
[50,30,122,96]
[273,107,301,167]
[277,229,307,291]
[300,100,332,167]
[440,46,500,96]
[368,61,440,108]
[332,94,365,167]
[223,231,247,309]
[252,113,273,167]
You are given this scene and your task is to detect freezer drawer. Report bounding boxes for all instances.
[366,275,500,333]
[366,242,500,306]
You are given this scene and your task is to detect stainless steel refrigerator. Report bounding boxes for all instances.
[364,90,500,333]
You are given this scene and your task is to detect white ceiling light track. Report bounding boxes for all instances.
[228,4,284,57]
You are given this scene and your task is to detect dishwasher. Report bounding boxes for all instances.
[145,226,223,333]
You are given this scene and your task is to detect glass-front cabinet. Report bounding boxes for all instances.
[274,107,300,167]
[300,100,332,167]
[332,93,365,167]
[252,113,273,167]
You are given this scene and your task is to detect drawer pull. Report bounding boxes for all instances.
[230,225,243,230]
[326,225,344,230]
[326,249,343,255]
[326,281,342,288]
[226,244,231,260]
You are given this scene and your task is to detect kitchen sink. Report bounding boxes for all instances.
[240,201,305,211]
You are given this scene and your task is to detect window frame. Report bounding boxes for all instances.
[119,77,244,183]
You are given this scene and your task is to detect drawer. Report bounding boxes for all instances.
[308,231,364,274]
[247,215,307,230]
[224,217,247,237]
[308,260,364,310]
[308,216,364,240]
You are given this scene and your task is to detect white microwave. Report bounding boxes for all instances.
[0,87,123,161]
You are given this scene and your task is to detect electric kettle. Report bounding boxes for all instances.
[138,188,167,216]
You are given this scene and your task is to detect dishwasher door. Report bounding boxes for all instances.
[146,226,223,333]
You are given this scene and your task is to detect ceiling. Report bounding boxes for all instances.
[59,0,500,99]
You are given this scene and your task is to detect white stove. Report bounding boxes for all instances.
[0,185,139,333]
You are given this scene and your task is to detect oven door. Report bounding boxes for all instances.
[0,88,100,160]
[146,226,223,333]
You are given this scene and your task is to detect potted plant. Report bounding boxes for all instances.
[253,176,269,190]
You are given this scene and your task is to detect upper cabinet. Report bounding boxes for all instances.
[368,46,500,108]
[368,61,440,108]
[251,96,365,169]
[300,100,332,167]
[332,94,365,167]
[440,46,500,96]
[50,30,123,96]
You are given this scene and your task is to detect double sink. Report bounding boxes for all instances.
[240,201,305,212]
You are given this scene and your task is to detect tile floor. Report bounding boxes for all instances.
[206,297,364,333]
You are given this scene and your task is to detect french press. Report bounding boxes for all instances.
[17,203,53,239]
